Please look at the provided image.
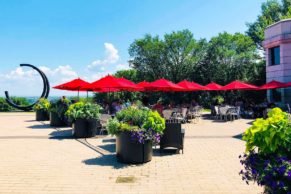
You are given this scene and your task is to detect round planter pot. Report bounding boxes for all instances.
[73,118,100,138]
[50,112,66,127]
[116,131,152,164]
[36,109,49,121]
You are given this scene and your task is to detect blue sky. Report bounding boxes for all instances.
[0,0,265,96]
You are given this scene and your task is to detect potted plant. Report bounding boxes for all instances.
[49,98,70,127]
[33,98,50,121]
[65,102,101,138]
[107,106,165,164]
[239,108,291,193]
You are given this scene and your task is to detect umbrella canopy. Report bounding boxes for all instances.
[144,78,184,92]
[136,81,151,91]
[221,80,258,90]
[204,82,223,91]
[177,80,206,91]
[53,78,89,91]
[82,75,140,92]
[258,80,290,90]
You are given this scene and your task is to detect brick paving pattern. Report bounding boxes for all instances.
[0,112,263,194]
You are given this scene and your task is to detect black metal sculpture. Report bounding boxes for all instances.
[5,64,50,111]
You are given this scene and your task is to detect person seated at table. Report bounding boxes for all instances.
[152,99,164,116]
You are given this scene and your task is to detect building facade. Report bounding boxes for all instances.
[263,19,291,104]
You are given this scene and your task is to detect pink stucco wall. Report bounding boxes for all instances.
[263,19,291,103]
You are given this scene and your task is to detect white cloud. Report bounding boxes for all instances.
[0,65,78,93]
[116,64,130,71]
[88,42,119,69]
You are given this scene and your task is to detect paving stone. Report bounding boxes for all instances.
[0,112,263,194]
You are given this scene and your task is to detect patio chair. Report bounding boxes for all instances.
[226,107,239,121]
[160,122,185,154]
[162,109,174,122]
[218,106,229,121]
[99,114,112,135]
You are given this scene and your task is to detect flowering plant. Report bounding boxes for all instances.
[240,108,291,193]
[107,106,165,144]
[33,98,50,111]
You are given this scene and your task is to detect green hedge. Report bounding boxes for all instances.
[0,97,30,112]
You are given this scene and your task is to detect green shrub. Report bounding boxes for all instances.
[0,97,30,112]
[49,98,70,117]
[33,98,50,111]
[107,106,165,144]
[243,108,291,155]
[0,97,12,112]
[65,102,101,121]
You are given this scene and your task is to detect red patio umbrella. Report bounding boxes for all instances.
[221,80,258,90]
[144,78,184,92]
[177,80,206,91]
[258,80,290,90]
[53,78,89,91]
[204,82,223,91]
[82,75,140,92]
[53,78,90,98]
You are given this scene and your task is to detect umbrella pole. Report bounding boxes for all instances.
[86,91,88,99]
[78,90,80,100]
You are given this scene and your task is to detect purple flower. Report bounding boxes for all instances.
[277,166,286,175]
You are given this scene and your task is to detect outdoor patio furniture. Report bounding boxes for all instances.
[162,109,174,122]
[171,108,188,123]
[99,114,111,135]
[226,107,239,121]
[160,122,185,154]
[218,106,229,121]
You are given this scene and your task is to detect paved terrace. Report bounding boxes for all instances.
[0,112,263,194]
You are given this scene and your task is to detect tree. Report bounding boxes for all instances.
[246,0,291,49]
[195,32,265,85]
[129,30,207,82]
[114,69,140,82]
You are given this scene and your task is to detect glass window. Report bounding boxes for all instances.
[270,46,280,65]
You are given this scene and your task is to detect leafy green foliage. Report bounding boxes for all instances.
[65,102,101,121]
[243,108,291,155]
[142,111,165,134]
[33,98,50,111]
[49,98,70,117]
[115,106,149,127]
[246,0,291,49]
[107,106,165,136]
[0,97,31,112]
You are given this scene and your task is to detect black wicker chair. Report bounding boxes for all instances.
[160,122,185,154]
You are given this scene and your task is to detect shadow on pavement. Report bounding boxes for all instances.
[27,124,52,129]
[153,148,180,156]
[98,143,116,153]
[233,133,243,140]
[24,120,36,122]
[49,129,73,140]
[82,154,128,169]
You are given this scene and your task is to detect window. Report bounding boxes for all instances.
[270,46,280,65]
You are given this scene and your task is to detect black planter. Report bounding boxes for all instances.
[50,112,66,127]
[73,118,100,138]
[36,109,49,121]
[116,131,152,164]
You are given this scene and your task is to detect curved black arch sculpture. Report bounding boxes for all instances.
[5,64,50,111]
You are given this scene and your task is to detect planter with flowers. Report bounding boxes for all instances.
[107,106,165,164]
[65,102,101,138]
[239,108,291,193]
[49,98,70,127]
[33,98,50,121]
